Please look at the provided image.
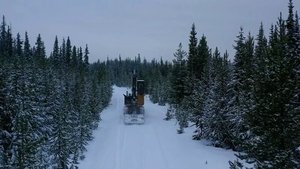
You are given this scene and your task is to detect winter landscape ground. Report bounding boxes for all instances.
[79,86,245,169]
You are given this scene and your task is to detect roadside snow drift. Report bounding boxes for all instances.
[79,86,240,169]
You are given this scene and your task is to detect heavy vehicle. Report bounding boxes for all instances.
[123,70,145,124]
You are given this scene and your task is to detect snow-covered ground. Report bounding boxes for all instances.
[79,86,240,169]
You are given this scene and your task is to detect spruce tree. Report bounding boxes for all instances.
[77,47,83,65]
[84,44,89,66]
[170,43,188,133]
[225,28,256,150]
[71,45,77,68]
[65,37,72,67]
[24,32,31,61]
[61,38,66,63]
[254,23,269,82]
[15,33,23,59]
[196,35,210,80]
[34,34,45,59]
[5,26,13,59]
[184,35,211,140]
[200,48,233,148]
[51,36,60,65]
[187,23,198,77]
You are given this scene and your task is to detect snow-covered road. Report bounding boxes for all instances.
[79,86,239,169]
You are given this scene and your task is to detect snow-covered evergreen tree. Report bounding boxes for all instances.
[236,2,300,167]
[221,29,255,153]
[200,48,233,148]
[0,17,113,168]
[169,43,189,133]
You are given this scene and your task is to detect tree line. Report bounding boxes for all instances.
[168,1,300,168]
[105,54,172,106]
[0,16,112,168]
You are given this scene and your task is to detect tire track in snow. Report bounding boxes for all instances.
[151,118,170,169]
[114,124,125,169]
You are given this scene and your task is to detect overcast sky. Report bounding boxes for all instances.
[0,0,299,62]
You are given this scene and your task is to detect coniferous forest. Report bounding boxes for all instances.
[0,0,300,168]
[0,17,112,168]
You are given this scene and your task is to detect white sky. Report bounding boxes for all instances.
[0,0,299,62]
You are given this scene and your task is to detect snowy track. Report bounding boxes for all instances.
[79,86,240,169]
